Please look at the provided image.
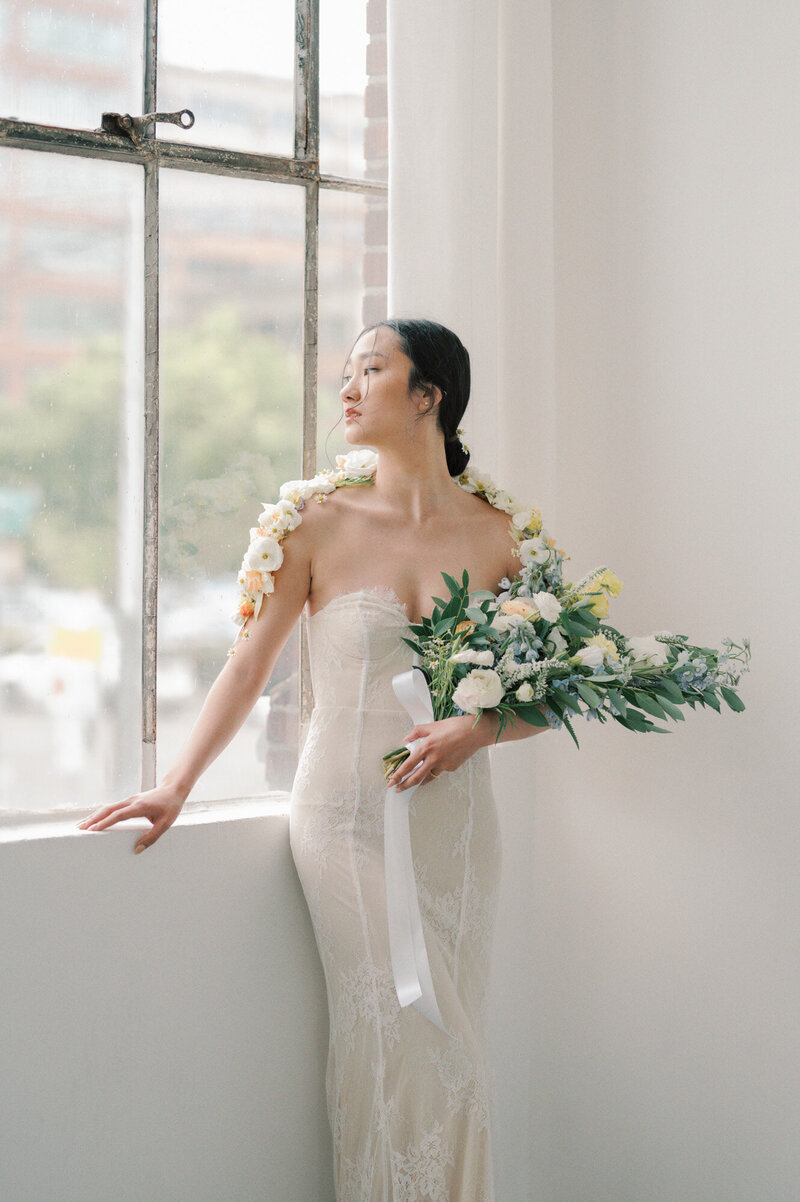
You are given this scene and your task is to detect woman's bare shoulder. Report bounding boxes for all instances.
[448,488,518,578]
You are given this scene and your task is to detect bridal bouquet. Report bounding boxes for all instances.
[381,540,750,780]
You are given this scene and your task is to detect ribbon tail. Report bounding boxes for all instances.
[383,669,446,1032]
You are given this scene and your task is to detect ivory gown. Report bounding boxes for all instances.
[289,585,501,1202]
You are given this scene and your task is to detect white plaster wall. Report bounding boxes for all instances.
[0,803,334,1202]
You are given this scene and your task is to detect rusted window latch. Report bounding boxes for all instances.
[100,109,194,148]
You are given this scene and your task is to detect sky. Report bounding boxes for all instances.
[158,0,368,94]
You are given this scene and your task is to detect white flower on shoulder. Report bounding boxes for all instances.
[519,536,550,567]
[511,508,539,531]
[258,499,302,535]
[492,490,517,514]
[278,478,316,503]
[336,448,378,475]
[532,591,562,622]
[516,682,534,702]
[626,635,669,667]
[449,648,495,667]
[308,472,336,494]
[452,668,504,713]
[244,535,284,573]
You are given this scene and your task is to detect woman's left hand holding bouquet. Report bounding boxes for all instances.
[389,707,551,791]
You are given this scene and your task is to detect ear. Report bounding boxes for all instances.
[415,382,442,413]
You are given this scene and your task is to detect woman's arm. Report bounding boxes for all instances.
[389,706,552,792]
[77,514,315,851]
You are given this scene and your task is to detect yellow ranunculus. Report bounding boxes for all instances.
[586,590,609,619]
[598,569,623,597]
[583,633,619,661]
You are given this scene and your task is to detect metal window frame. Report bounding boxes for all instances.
[0,0,386,791]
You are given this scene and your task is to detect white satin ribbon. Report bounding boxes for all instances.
[384,667,446,1031]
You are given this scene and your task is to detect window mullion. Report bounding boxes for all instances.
[294,0,320,162]
[141,158,160,790]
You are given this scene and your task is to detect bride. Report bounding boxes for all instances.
[78,317,553,1200]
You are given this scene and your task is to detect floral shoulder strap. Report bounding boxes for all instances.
[230,447,555,650]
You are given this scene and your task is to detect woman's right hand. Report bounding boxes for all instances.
[76,782,187,854]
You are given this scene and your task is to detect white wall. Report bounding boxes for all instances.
[535,4,800,1199]
[0,803,334,1202]
[390,1,800,1199]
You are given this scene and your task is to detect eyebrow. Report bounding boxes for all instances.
[344,351,388,368]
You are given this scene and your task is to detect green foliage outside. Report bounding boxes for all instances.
[0,303,302,595]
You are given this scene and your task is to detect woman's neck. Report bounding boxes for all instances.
[368,445,461,525]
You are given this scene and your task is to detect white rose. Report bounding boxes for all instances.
[258,499,302,533]
[511,508,538,531]
[308,473,336,494]
[452,668,505,714]
[626,635,669,667]
[338,448,378,475]
[515,682,534,702]
[492,490,516,514]
[449,648,495,666]
[244,536,284,573]
[519,537,550,567]
[573,645,605,669]
[532,591,562,622]
[279,478,316,502]
[237,567,275,596]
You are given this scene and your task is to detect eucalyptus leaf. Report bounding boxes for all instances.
[654,695,685,722]
[633,690,668,721]
[657,676,685,704]
[720,686,746,712]
[576,681,602,708]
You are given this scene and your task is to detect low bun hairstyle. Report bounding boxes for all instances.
[361,317,471,477]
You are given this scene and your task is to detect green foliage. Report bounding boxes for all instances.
[0,304,302,592]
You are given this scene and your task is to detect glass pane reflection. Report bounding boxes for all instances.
[157,1,295,157]
[0,149,144,812]
[158,170,304,800]
[0,1,143,131]
[317,187,387,471]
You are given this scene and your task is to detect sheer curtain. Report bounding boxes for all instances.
[387,3,556,1195]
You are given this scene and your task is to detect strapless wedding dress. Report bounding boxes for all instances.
[289,586,501,1202]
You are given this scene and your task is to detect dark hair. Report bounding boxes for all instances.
[359,317,471,477]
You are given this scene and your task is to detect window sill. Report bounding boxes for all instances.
[0,792,292,845]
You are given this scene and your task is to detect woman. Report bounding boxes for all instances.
[78,318,553,1201]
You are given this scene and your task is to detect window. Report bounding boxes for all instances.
[0,0,388,812]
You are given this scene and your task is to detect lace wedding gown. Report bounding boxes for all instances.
[289,586,501,1202]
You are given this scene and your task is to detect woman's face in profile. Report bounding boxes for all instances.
[340,326,417,446]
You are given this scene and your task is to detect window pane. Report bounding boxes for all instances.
[0,149,144,812]
[158,170,304,800]
[321,0,386,182]
[157,2,294,157]
[0,1,143,131]
[317,187,387,468]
